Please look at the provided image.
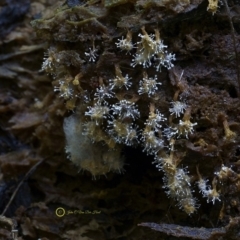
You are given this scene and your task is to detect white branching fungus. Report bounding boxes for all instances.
[109,64,132,90]
[169,101,187,117]
[154,140,197,215]
[197,168,221,204]
[54,79,73,100]
[178,119,197,138]
[94,85,114,104]
[107,119,138,146]
[115,30,134,54]
[130,27,175,71]
[141,129,164,155]
[155,52,176,72]
[85,42,98,62]
[85,103,109,125]
[41,56,53,72]
[138,72,161,96]
[176,108,197,138]
[145,103,166,131]
[111,100,140,120]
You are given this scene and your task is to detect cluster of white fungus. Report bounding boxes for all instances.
[48,28,202,214]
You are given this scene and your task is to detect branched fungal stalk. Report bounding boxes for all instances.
[109,64,132,90]
[176,108,197,138]
[115,30,134,54]
[85,41,98,62]
[111,100,140,120]
[169,101,187,118]
[197,167,221,204]
[138,72,161,96]
[155,139,197,215]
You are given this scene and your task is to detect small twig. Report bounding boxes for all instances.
[222,0,240,98]
[138,222,226,239]
[0,156,50,216]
